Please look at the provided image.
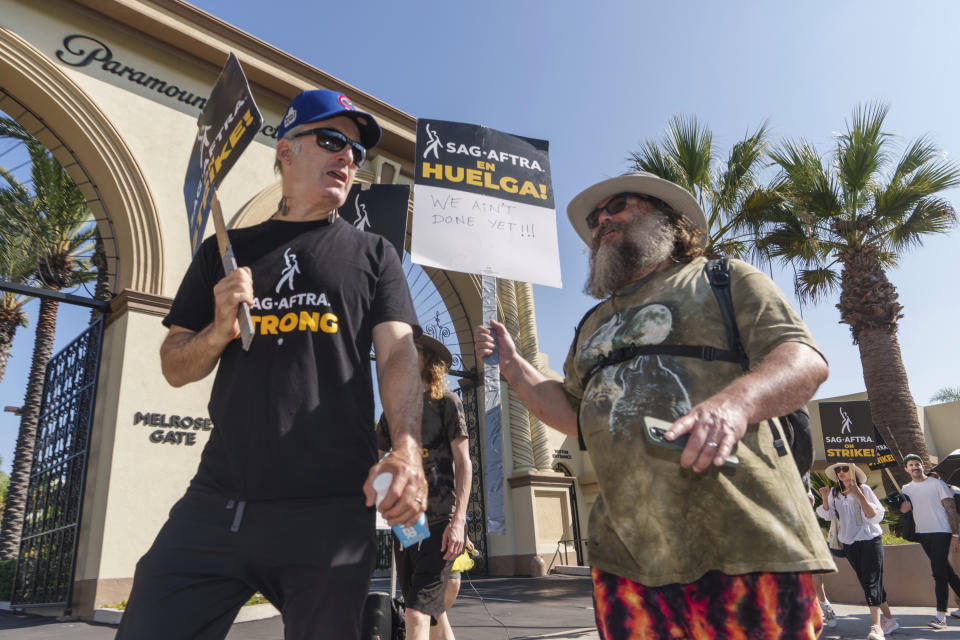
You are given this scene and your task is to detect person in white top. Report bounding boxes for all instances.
[900,453,960,629]
[818,462,897,640]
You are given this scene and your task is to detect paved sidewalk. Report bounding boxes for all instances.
[3,575,960,638]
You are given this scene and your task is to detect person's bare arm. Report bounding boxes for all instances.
[159,267,254,387]
[942,497,960,535]
[942,496,960,553]
[666,341,828,472]
[363,321,427,527]
[443,435,472,560]
[474,320,577,438]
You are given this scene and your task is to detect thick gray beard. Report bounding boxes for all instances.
[585,211,676,298]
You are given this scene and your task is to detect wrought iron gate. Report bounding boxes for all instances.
[12,317,104,607]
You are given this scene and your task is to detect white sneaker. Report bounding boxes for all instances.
[821,602,837,628]
[867,624,884,640]
[951,608,960,619]
[882,617,899,634]
[929,615,948,630]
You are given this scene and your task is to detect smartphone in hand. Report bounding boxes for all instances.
[643,416,739,466]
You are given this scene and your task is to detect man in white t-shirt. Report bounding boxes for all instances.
[901,453,960,629]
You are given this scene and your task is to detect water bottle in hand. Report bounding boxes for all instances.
[373,472,430,549]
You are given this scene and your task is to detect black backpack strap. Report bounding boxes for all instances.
[581,344,743,389]
[705,258,749,372]
[705,258,787,457]
[572,301,606,452]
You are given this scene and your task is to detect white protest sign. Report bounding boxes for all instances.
[411,120,562,288]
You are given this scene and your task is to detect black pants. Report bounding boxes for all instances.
[116,490,377,640]
[393,519,456,623]
[843,535,886,606]
[918,532,960,611]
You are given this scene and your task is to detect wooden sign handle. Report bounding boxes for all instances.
[211,192,254,351]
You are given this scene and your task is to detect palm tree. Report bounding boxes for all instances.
[629,115,774,258]
[931,386,960,404]
[0,225,33,383]
[758,102,960,470]
[0,117,96,560]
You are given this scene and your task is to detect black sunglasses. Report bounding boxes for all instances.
[835,465,850,473]
[292,127,366,167]
[586,192,655,230]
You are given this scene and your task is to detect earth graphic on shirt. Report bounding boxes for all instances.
[581,304,691,439]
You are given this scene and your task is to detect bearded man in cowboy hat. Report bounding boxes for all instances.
[475,172,834,639]
[379,334,471,640]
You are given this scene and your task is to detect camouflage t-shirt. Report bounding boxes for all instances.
[563,257,836,586]
[379,390,468,525]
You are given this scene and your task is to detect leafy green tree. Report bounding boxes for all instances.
[0,117,96,560]
[629,114,773,258]
[931,386,960,404]
[758,103,960,470]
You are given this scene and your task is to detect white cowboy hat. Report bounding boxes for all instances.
[825,462,867,484]
[566,171,708,246]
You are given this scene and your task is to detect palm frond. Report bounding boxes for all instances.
[715,121,770,214]
[883,197,957,252]
[836,102,891,203]
[795,267,841,304]
[663,114,713,197]
[629,142,684,186]
[770,139,842,219]
[890,135,943,185]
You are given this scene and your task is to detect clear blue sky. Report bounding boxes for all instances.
[3,1,960,474]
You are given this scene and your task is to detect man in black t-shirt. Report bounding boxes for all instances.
[117,90,427,640]
[379,335,471,640]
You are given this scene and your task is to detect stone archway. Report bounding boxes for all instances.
[0,25,162,295]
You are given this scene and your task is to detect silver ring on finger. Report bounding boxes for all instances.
[705,441,719,448]
[415,497,423,504]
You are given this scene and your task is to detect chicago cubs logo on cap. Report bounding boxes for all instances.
[277,89,381,148]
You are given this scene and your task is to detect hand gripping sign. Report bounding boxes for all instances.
[182,53,263,350]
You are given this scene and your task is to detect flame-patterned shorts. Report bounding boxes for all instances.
[592,567,822,640]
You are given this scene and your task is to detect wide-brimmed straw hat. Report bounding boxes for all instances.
[825,462,867,484]
[565,171,708,246]
[416,334,452,367]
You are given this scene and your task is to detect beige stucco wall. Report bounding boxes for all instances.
[78,307,215,581]
[923,400,960,459]
[1,0,283,295]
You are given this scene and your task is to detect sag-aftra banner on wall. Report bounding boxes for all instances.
[410,119,562,288]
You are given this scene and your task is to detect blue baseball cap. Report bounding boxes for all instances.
[277,89,381,149]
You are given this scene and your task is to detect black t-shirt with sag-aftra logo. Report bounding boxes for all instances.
[164,216,419,501]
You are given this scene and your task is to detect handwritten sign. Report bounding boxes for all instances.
[411,119,561,288]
